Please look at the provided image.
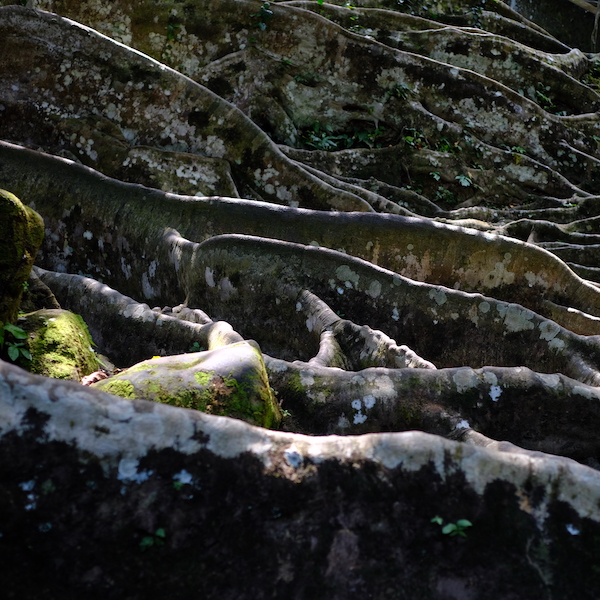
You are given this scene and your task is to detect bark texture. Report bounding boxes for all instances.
[1,0,600,596]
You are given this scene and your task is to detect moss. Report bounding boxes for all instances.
[287,372,305,394]
[23,309,99,381]
[194,371,214,386]
[125,362,157,374]
[0,189,44,324]
[97,379,137,399]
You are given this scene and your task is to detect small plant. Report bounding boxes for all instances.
[140,528,166,550]
[166,22,180,42]
[0,322,32,362]
[294,72,320,86]
[534,87,555,111]
[434,186,457,205]
[469,5,483,29]
[188,342,205,353]
[435,137,461,154]
[386,83,412,100]
[351,126,385,149]
[301,122,385,151]
[455,174,473,187]
[500,144,527,164]
[582,61,600,91]
[403,128,427,149]
[251,2,274,30]
[430,171,441,181]
[431,515,472,537]
[303,122,342,151]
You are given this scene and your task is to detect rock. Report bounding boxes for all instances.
[20,308,99,380]
[93,341,281,429]
[1,358,600,599]
[0,189,44,325]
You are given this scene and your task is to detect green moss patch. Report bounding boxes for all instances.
[92,343,281,429]
[96,379,136,399]
[22,309,99,381]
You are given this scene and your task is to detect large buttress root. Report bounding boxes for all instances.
[3,0,600,470]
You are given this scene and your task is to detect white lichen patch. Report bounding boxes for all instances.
[483,261,515,289]
[489,385,502,402]
[117,458,152,483]
[548,337,565,351]
[428,288,447,306]
[205,267,215,288]
[483,371,498,386]
[398,250,432,282]
[503,162,549,186]
[538,373,560,388]
[218,277,235,301]
[335,265,360,289]
[452,368,479,394]
[572,385,600,400]
[141,273,156,299]
[479,301,491,313]
[538,320,561,342]
[367,280,382,298]
[498,304,535,333]
[524,270,552,289]
[299,370,315,387]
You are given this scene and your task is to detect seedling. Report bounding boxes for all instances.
[251,2,274,30]
[0,322,31,362]
[434,186,457,205]
[455,174,473,187]
[140,528,166,550]
[431,515,472,537]
[386,83,412,100]
[403,128,427,149]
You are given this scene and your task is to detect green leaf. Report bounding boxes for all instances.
[430,515,443,525]
[442,523,457,535]
[155,528,166,538]
[4,324,27,339]
[455,174,472,187]
[20,348,32,361]
[456,519,472,528]
[140,536,154,550]
[7,345,19,361]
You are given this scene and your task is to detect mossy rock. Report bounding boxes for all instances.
[21,309,99,381]
[0,189,44,325]
[93,341,282,429]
